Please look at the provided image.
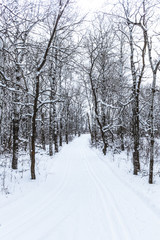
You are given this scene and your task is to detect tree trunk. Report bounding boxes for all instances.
[119,126,125,151]
[149,74,156,184]
[30,75,39,180]
[149,136,154,184]
[12,116,19,169]
[65,123,69,144]
[49,102,53,156]
[132,94,140,175]
[41,111,46,150]
[12,65,20,170]
[59,118,63,147]
[87,113,93,144]
[128,23,141,175]
[53,105,58,153]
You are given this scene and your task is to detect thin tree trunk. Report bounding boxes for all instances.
[132,93,140,175]
[128,23,140,175]
[65,125,68,144]
[12,115,19,169]
[87,113,94,144]
[53,105,58,152]
[12,65,20,169]
[49,102,53,156]
[30,75,39,180]
[41,111,46,150]
[59,118,63,147]
[119,125,125,151]
[148,73,157,183]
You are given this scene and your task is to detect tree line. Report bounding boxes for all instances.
[0,0,160,184]
[81,0,160,184]
[0,0,86,180]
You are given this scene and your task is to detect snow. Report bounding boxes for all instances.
[1,134,160,240]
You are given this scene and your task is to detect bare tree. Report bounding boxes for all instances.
[119,0,147,174]
[141,0,160,183]
[30,0,71,179]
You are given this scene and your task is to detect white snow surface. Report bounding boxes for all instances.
[0,134,160,240]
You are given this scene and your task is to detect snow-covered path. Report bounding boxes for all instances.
[0,135,160,240]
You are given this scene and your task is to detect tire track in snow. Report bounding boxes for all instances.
[2,135,160,240]
[0,150,72,239]
[81,146,133,240]
[95,150,160,220]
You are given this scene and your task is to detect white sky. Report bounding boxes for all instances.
[77,0,106,12]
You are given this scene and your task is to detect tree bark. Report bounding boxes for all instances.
[49,102,53,156]
[12,64,20,169]
[53,105,58,152]
[59,118,63,147]
[128,23,141,175]
[148,71,158,183]
[31,75,39,179]
[41,111,46,150]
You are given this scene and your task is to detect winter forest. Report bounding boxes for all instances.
[1,0,160,239]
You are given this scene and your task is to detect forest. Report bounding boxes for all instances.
[0,0,160,194]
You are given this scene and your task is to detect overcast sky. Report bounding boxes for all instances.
[76,0,117,20]
[77,0,106,11]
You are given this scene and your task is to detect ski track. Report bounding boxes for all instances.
[0,147,73,239]
[0,134,160,240]
[96,150,160,218]
[81,147,133,240]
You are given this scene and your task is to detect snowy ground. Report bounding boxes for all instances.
[0,134,160,240]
